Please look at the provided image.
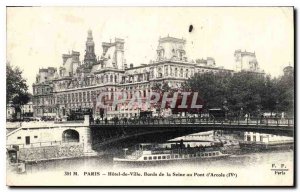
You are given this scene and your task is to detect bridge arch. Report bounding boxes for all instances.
[90,123,294,150]
[62,129,80,143]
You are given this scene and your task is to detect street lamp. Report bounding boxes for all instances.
[138,107,141,117]
[223,100,228,120]
[276,100,279,118]
[123,148,128,157]
[240,107,244,122]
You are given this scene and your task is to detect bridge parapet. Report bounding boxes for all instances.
[90,117,294,128]
[89,117,294,150]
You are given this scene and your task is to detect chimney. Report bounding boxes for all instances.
[130,63,133,68]
[124,63,127,69]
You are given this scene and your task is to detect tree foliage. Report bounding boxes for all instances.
[185,71,294,117]
[277,74,294,115]
[184,72,230,110]
[6,64,30,112]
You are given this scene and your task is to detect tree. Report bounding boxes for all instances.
[261,75,280,116]
[6,63,31,118]
[150,82,172,112]
[161,82,171,92]
[227,72,265,117]
[184,70,294,118]
[185,72,231,110]
[277,73,294,117]
[151,82,162,92]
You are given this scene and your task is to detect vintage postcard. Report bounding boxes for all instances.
[6,7,294,186]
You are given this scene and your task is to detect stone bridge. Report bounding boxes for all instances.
[7,116,294,154]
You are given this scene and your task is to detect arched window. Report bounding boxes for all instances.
[110,75,113,82]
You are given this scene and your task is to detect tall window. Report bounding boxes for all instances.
[87,91,90,102]
[185,69,189,78]
[83,92,86,102]
[157,67,162,78]
[64,94,67,104]
[79,92,82,102]
[75,93,78,103]
[165,66,168,76]
[150,68,154,79]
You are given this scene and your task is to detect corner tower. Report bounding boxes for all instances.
[156,36,187,62]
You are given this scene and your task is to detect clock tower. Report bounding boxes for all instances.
[84,29,97,65]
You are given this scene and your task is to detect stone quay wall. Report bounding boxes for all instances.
[18,143,84,162]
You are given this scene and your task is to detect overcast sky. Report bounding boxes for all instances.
[7,7,293,93]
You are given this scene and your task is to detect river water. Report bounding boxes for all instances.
[23,148,293,172]
[7,131,294,186]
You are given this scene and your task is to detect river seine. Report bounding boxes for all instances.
[8,131,294,186]
[23,143,293,175]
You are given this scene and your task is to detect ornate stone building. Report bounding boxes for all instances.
[234,49,264,74]
[32,30,234,119]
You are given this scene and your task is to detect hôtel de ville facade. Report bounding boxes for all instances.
[32,30,263,119]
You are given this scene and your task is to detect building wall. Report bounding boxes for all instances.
[7,116,92,154]
[7,125,91,148]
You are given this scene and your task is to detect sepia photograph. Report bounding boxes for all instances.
[5,6,294,186]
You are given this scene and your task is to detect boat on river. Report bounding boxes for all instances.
[113,143,230,164]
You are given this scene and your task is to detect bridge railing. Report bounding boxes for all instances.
[90,117,294,127]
